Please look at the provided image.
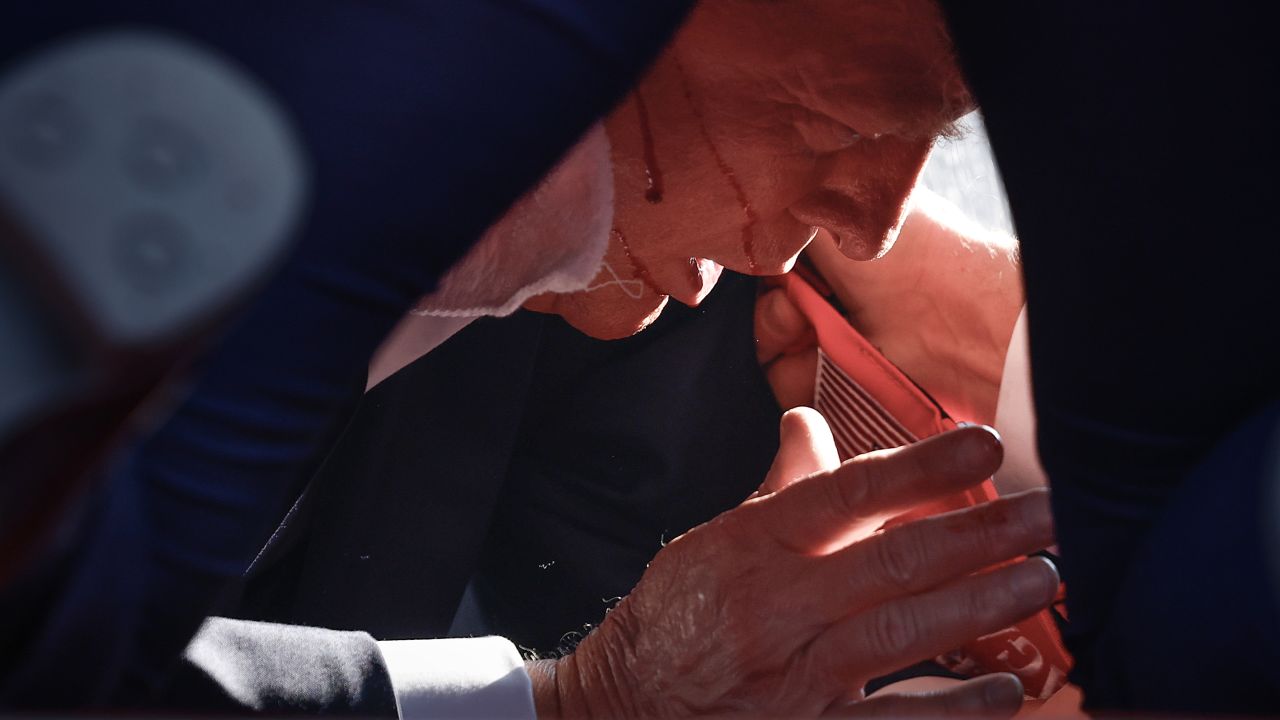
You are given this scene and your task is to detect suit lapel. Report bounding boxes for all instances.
[242,312,546,638]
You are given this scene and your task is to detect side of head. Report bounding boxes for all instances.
[533,0,972,339]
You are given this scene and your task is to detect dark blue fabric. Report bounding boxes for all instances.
[1101,401,1280,712]
[0,2,692,708]
[940,2,1280,712]
[473,272,781,653]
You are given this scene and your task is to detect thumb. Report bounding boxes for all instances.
[755,287,812,364]
[759,407,841,495]
[827,674,1024,718]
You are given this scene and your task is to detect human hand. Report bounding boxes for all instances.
[757,189,1024,424]
[1022,682,1085,718]
[532,412,1057,717]
[854,675,1029,718]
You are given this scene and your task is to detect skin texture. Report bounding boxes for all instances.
[497,3,1056,714]
[531,417,1059,717]
[757,190,1024,425]
[525,0,971,339]
[752,209,1085,709]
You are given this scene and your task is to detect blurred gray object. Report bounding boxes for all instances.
[920,111,1013,236]
[0,30,305,441]
[0,30,305,584]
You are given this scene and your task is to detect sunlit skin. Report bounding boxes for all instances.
[757,194,1025,426]
[525,0,971,339]
[531,417,1058,718]
[459,3,1063,715]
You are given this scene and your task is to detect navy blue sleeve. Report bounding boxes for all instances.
[169,617,400,716]
[0,2,691,708]
[939,2,1280,712]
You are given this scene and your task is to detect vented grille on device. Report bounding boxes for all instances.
[813,348,918,461]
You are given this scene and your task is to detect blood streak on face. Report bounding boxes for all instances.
[527,0,972,340]
[673,57,761,275]
[634,91,665,205]
[613,227,662,296]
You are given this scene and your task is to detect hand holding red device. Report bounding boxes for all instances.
[774,268,1071,700]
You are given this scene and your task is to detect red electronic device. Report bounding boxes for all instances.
[776,268,1071,700]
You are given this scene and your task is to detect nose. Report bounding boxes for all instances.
[791,135,933,260]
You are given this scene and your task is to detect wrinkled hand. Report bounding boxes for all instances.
[532,411,1057,717]
[757,189,1024,424]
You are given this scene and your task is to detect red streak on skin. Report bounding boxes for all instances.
[634,90,665,204]
[613,227,662,296]
[672,57,760,273]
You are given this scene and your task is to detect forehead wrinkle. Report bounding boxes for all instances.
[764,0,969,140]
[801,49,966,141]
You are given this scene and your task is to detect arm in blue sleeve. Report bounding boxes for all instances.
[0,1,692,707]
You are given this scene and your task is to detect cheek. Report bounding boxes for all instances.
[648,145,820,275]
[694,211,815,275]
[692,130,822,274]
[722,119,827,217]
[609,84,822,278]
[757,215,820,271]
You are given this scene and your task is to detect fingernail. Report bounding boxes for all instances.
[958,424,1002,471]
[1039,553,1060,579]
[1013,556,1060,603]
[984,674,1025,710]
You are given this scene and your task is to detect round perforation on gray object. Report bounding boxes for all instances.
[0,30,308,345]
[5,91,90,171]
[111,210,189,295]
[123,114,209,194]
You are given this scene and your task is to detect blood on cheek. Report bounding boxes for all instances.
[636,60,762,274]
[635,91,665,205]
[613,227,662,297]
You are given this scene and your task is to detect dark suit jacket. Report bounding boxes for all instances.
[942,3,1280,712]
[0,2,693,711]
[235,270,782,652]
[225,266,957,704]
[118,271,776,717]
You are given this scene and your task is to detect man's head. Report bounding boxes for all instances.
[526,0,971,339]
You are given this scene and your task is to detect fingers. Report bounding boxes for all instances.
[766,347,818,410]
[829,674,1024,718]
[805,489,1054,621]
[755,287,812,364]
[756,288,818,408]
[759,408,842,495]
[1030,682,1084,717]
[805,557,1060,690]
[756,425,1003,552]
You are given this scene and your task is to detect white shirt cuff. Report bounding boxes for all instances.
[377,636,535,720]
